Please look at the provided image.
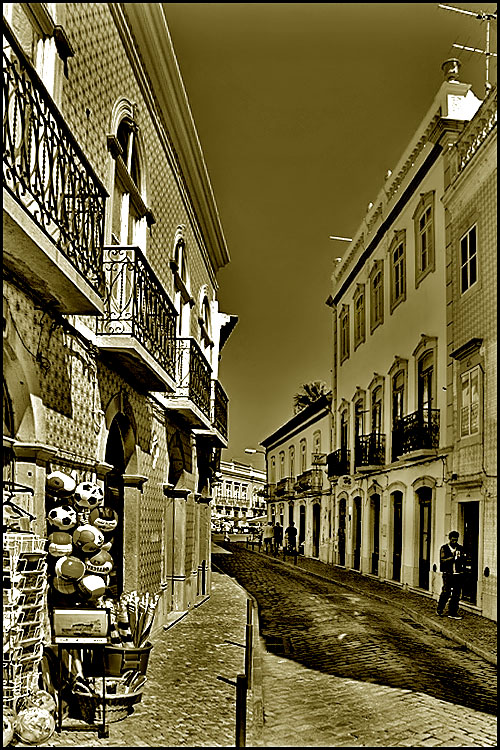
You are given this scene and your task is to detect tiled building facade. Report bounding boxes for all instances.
[3,2,236,635]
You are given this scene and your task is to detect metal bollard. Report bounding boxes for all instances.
[245,600,253,688]
[235,673,247,747]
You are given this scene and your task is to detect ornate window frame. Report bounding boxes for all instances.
[413,191,435,288]
[389,230,406,313]
[369,260,384,333]
[353,284,366,350]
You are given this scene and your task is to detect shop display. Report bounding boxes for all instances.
[48,532,74,557]
[46,472,77,497]
[89,506,118,533]
[46,504,78,531]
[72,524,105,554]
[73,482,105,511]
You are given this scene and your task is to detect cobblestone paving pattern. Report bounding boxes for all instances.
[214,545,497,748]
[45,573,251,748]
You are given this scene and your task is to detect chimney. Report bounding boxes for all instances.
[441,58,461,82]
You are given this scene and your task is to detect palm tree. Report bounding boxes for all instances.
[293,381,331,414]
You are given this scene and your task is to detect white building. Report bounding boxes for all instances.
[212,460,266,531]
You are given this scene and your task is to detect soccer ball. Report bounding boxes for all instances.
[46,471,76,497]
[89,506,118,533]
[48,532,73,557]
[55,555,86,581]
[73,482,104,510]
[78,574,107,600]
[73,524,104,554]
[47,504,77,531]
[15,707,55,745]
[86,550,114,576]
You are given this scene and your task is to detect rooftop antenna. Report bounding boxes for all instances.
[438,4,497,95]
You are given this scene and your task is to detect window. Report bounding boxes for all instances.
[270,457,276,484]
[413,192,435,286]
[300,439,307,472]
[313,431,322,454]
[390,231,406,311]
[370,262,384,332]
[241,485,247,501]
[353,286,365,348]
[418,352,434,413]
[340,410,349,451]
[460,225,477,294]
[108,109,151,249]
[171,226,192,337]
[279,452,285,480]
[354,400,364,440]
[289,446,295,479]
[392,371,405,424]
[371,387,383,434]
[340,305,350,362]
[460,367,480,437]
[234,483,240,500]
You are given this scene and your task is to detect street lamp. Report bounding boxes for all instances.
[245,448,266,455]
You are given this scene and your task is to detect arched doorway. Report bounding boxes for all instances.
[417,486,432,590]
[338,497,346,566]
[312,502,320,558]
[392,491,403,582]
[370,494,380,575]
[104,413,131,597]
[298,504,306,552]
[352,496,362,570]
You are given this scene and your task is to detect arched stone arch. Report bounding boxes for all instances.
[103,391,139,475]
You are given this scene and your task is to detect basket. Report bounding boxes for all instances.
[94,643,153,676]
[73,684,144,724]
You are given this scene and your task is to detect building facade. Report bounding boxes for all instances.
[325,63,496,620]
[212,460,266,532]
[3,1,236,641]
[442,86,497,620]
[261,394,332,558]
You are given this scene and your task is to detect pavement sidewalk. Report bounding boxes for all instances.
[253,546,497,666]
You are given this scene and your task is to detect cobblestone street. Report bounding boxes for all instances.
[43,544,497,747]
[215,544,497,748]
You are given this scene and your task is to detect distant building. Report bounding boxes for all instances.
[212,460,267,531]
[260,393,332,557]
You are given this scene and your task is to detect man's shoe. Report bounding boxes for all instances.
[436,610,444,616]
[448,615,462,620]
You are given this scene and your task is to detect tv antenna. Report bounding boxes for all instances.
[438,4,497,94]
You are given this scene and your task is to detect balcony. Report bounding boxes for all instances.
[96,245,177,391]
[355,433,386,470]
[163,337,212,427]
[259,483,276,501]
[276,477,296,497]
[327,448,351,478]
[295,469,323,493]
[3,24,106,314]
[392,409,440,460]
[209,379,227,443]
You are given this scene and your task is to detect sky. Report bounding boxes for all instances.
[163,2,497,469]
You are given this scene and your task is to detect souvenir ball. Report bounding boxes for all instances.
[52,575,78,596]
[48,531,73,557]
[45,471,76,497]
[86,550,114,576]
[46,504,77,531]
[73,481,104,510]
[89,506,118,533]
[55,555,86,581]
[15,707,55,745]
[16,690,57,715]
[3,714,14,748]
[73,524,104,554]
[78,573,106,600]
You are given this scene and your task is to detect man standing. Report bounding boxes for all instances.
[437,531,465,619]
[262,521,274,554]
[284,520,298,552]
[273,521,283,556]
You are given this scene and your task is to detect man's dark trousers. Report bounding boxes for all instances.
[437,573,463,615]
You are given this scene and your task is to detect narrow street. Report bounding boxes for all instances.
[214,544,497,747]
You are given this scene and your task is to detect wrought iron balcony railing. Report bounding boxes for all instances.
[96,245,177,387]
[276,477,296,497]
[260,483,276,501]
[295,469,323,492]
[3,24,106,298]
[392,409,440,459]
[355,432,386,468]
[168,337,212,420]
[212,379,228,440]
[327,448,351,477]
